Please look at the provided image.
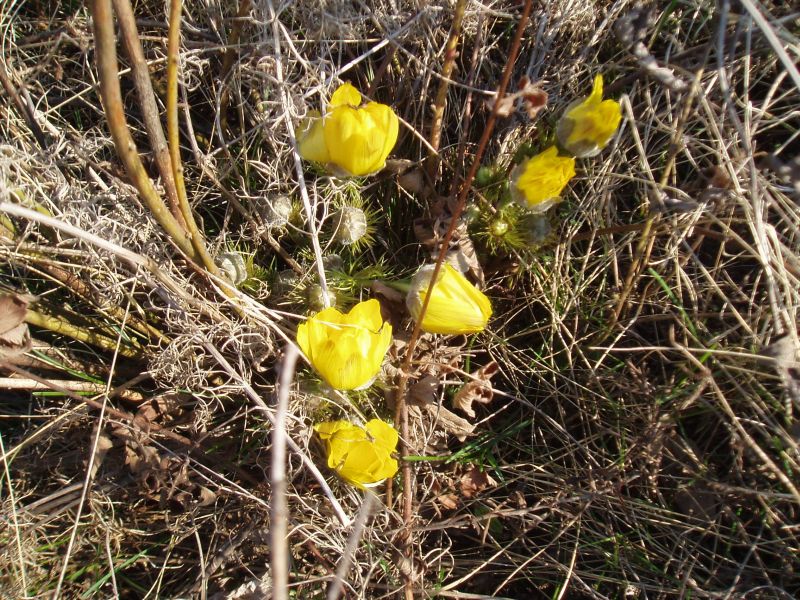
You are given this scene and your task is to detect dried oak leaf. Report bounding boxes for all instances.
[0,293,32,360]
[459,464,498,499]
[453,361,499,418]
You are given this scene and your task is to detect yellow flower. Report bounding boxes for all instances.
[314,419,399,488]
[510,146,576,213]
[296,299,392,390]
[556,74,622,158]
[297,82,399,176]
[406,263,492,335]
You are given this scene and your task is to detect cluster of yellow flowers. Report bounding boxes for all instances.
[294,82,495,488]
[294,76,619,488]
[512,75,622,212]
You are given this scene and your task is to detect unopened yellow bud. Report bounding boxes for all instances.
[406,263,492,335]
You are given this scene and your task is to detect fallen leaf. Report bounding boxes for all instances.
[409,375,439,407]
[487,77,547,119]
[459,465,497,498]
[436,492,459,510]
[453,361,499,418]
[0,293,32,360]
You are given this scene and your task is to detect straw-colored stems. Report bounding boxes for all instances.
[89,0,196,260]
[270,345,298,600]
[112,0,186,231]
[167,0,223,277]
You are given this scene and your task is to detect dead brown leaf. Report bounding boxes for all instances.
[408,374,476,441]
[459,465,498,499]
[436,492,459,511]
[0,293,32,360]
[453,361,499,418]
[423,403,475,441]
[487,77,548,119]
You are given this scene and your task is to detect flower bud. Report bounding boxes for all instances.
[406,263,492,335]
[306,283,337,312]
[262,195,293,228]
[333,206,368,246]
[216,251,248,285]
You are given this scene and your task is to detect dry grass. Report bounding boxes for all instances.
[1,0,799,598]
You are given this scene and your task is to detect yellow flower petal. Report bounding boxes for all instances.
[314,419,399,488]
[296,110,331,165]
[406,264,492,335]
[556,74,622,158]
[329,82,362,108]
[511,146,575,212]
[364,419,399,454]
[297,299,392,390]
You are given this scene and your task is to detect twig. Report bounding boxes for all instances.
[112,0,186,230]
[0,377,144,402]
[390,3,533,598]
[271,344,298,600]
[89,0,196,260]
[167,0,224,277]
[425,0,467,183]
[327,492,379,600]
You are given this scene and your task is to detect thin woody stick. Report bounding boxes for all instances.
[391,3,533,598]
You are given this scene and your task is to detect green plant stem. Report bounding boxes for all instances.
[89,0,196,260]
[167,0,223,278]
[25,308,140,359]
